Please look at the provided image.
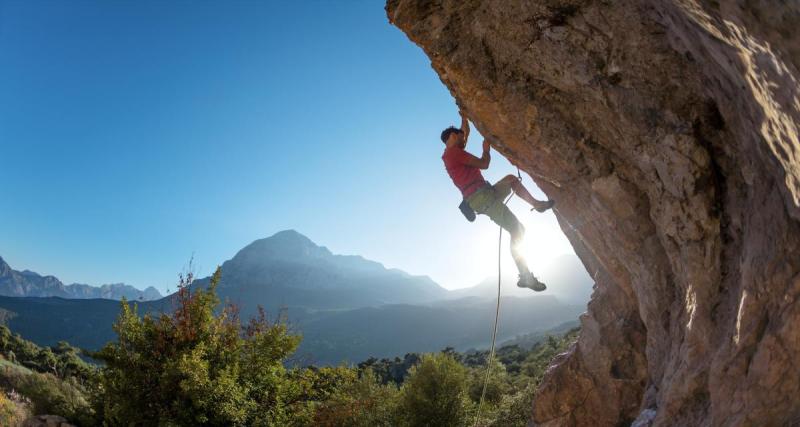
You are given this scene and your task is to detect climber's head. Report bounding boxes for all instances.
[441,126,465,148]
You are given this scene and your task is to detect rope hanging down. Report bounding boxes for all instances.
[473,168,519,427]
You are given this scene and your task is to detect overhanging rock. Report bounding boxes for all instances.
[387,1,800,425]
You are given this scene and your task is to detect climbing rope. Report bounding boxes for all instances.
[473,172,517,427]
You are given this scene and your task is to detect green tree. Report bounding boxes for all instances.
[398,353,471,427]
[36,348,57,375]
[92,268,305,426]
[468,359,509,406]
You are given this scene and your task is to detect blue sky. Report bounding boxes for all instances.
[0,0,574,292]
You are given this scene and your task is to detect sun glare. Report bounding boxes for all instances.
[520,223,573,273]
[474,206,574,282]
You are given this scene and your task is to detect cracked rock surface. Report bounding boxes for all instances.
[387,0,800,425]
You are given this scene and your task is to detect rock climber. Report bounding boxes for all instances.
[441,110,555,291]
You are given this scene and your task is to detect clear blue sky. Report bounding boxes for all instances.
[0,0,574,292]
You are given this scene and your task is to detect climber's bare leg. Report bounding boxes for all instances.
[498,175,554,212]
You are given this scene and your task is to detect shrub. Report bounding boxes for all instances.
[467,359,509,406]
[92,268,305,426]
[398,353,471,427]
[0,365,92,424]
[314,369,399,426]
[0,389,30,426]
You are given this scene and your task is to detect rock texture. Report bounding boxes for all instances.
[387,1,800,425]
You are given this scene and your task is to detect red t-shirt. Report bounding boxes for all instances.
[442,145,486,198]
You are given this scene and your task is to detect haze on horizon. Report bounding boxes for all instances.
[0,1,577,293]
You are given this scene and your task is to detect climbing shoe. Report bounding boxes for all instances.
[532,199,555,213]
[517,273,547,292]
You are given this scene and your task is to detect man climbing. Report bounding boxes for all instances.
[441,111,555,291]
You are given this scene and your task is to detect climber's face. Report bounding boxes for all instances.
[457,131,466,148]
[448,130,465,148]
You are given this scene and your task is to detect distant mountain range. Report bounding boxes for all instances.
[0,230,591,364]
[0,257,161,301]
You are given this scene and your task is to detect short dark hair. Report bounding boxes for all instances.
[440,126,462,143]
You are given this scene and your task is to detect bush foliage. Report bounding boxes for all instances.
[398,352,471,427]
[92,269,310,426]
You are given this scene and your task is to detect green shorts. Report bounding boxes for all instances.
[466,179,521,233]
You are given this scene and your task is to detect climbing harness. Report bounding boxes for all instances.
[473,169,518,427]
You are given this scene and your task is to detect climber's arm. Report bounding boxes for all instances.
[462,140,491,170]
[460,111,470,142]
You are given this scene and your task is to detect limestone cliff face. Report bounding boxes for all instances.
[387,1,800,425]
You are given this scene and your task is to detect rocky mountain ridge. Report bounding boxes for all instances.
[0,256,161,301]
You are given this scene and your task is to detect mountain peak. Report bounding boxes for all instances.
[231,230,332,264]
[268,229,315,245]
